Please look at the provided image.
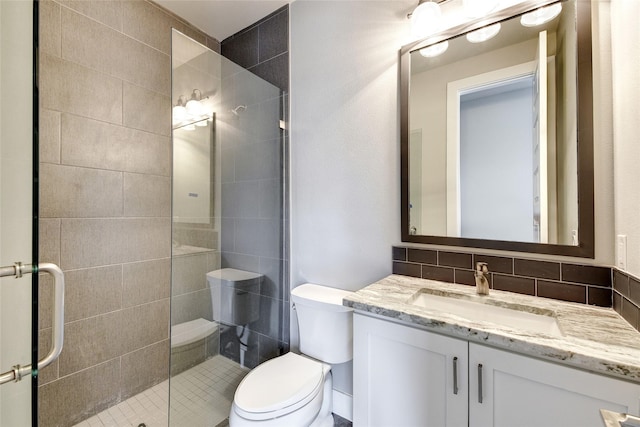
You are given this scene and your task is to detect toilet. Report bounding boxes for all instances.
[229,283,354,426]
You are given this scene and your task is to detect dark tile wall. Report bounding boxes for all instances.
[221,6,289,92]
[613,268,640,332]
[218,6,290,368]
[392,246,613,307]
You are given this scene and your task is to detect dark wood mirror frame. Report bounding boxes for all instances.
[400,0,594,258]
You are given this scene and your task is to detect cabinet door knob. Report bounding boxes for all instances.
[478,363,484,404]
[453,356,459,395]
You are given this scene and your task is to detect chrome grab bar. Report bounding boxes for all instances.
[0,262,65,385]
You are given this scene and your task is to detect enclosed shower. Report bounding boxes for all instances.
[67,28,289,427]
[169,30,289,425]
[1,1,288,424]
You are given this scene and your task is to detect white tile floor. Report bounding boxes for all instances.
[73,355,248,427]
[169,356,247,426]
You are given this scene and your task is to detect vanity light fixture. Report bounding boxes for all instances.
[520,2,562,27]
[462,0,499,18]
[419,40,449,57]
[410,0,443,39]
[466,22,501,43]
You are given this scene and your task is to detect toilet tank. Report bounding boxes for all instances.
[207,268,263,326]
[292,283,354,364]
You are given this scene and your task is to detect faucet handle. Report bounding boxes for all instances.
[476,262,489,273]
[475,262,490,296]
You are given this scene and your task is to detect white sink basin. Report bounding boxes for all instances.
[409,291,563,337]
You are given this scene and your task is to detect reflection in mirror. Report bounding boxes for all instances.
[401,0,594,257]
[173,118,214,224]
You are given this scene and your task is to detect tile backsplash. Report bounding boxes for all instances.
[613,269,640,332]
[392,246,612,307]
[393,245,640,334]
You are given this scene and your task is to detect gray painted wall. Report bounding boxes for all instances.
[290,0,406,293]
[612,0,640,277]
[289,0,409,397]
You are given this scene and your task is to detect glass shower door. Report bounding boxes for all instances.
[0,0,36,424]
[170,29,288,426]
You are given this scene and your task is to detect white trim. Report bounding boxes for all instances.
[332,389,352,422]
[536,30,549,243]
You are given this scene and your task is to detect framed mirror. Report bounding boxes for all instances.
[400,0,594,257]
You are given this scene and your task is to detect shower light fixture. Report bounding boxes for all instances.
[520,2,562,27]
[410,0,443,39]
[419,40,449,57]
[466,22,501,43]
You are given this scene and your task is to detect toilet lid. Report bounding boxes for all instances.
[234,353,324,417]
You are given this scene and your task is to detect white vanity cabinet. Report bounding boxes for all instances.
[469,343,640,427]
[353,313,469,427]
[353,313,640,427]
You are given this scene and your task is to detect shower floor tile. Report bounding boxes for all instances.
[170,355,248,426]
[73,355,248,427]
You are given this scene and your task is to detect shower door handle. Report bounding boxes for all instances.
[36,263,65,370]
[0,262,65,385]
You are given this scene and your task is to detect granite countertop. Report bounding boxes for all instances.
[343,274,640,382]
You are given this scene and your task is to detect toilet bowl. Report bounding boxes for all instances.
[229,283,354,426]
[230,353,333,427]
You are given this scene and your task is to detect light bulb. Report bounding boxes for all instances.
[463,0,499,18]
[411,1,442,40]
[186,99,203,116]
[521,3,562,27]
[172,105,187,123]
[466,23,501,43]
[419,40,449,58]
[183,124,196,131]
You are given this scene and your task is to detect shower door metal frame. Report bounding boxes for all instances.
[0,0,41,424]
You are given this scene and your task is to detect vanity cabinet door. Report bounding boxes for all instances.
[469,343,640,427]
[353,313,468,427]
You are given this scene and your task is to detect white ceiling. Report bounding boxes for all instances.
[156,0,290,42]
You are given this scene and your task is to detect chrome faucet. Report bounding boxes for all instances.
[475,262,490,296]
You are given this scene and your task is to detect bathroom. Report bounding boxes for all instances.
[0,0,639,426]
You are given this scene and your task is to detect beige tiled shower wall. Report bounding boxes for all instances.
[37,1,219,425]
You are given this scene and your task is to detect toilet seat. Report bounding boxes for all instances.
[233,353,325,421]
